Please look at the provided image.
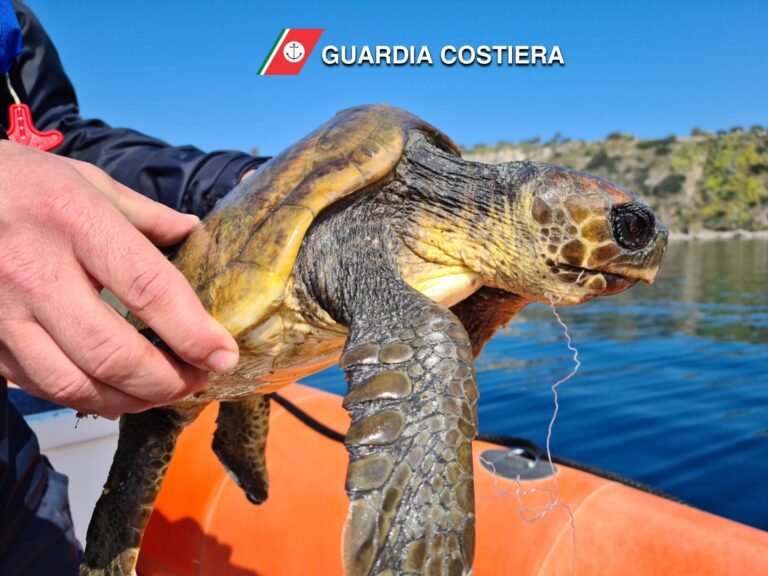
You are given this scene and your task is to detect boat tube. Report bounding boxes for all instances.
[134,384,768,575]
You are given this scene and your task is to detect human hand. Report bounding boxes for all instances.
[0,141,239,419]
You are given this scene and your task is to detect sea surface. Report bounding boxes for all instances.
[305,238,768,530]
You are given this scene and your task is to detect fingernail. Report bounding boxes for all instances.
[184,213,200,225]
[206,349,238,372]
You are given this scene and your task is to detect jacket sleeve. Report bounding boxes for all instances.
[4,1,267,216]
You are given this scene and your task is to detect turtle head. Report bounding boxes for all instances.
[492,165,668,305]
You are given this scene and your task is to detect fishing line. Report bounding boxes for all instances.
[541,293,579,573]
[478,286,584,575]
[545,292,581,496]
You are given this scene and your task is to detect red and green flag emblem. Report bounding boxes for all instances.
[258,28,324,75]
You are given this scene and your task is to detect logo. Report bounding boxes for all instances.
[259,29,323,75]
[283,41,305,62]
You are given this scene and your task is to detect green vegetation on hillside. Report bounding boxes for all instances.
[463,126,768,232]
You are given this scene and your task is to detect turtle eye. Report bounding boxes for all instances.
[610,203,655,250]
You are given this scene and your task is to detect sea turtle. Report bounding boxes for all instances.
[79,105,667,576]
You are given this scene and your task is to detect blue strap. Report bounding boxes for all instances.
[0,0,22,73]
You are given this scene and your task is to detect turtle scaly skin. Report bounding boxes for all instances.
[80,105,667,576]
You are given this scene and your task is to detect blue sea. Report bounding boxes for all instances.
[306,238,768,530]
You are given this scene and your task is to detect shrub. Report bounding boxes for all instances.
[652,174,686,197]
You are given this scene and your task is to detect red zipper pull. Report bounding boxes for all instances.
[6,103,63,151]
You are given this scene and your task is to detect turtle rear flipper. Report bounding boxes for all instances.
[79,406,202,576]
[213,394,270,504]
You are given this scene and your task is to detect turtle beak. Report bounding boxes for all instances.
[635,225,668,285]
[639,256,664,284]
[601,224,669,288]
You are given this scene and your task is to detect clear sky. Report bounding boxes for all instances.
[31,0,767,155]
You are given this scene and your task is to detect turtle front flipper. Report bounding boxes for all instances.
[339,282,477,575]
[79,406,202,576]
[213,394,270,504]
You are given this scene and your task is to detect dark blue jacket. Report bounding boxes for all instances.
[1,2,267,573]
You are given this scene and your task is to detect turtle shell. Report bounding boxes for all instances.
[173,105,458,337]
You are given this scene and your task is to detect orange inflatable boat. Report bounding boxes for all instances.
[136,384,768,575]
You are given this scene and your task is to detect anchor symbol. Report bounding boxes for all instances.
[284,41,305,62]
